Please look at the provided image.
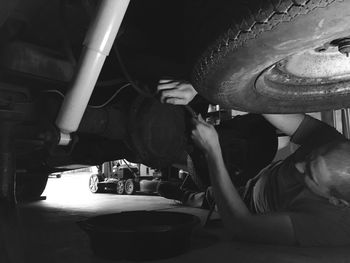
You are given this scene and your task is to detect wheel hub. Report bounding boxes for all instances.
[116,180,124,194]
[335,38,350,57]
[89,175,98,192]
[284,46,350,79]
[255,38,350,107]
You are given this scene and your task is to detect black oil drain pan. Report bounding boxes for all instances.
[78,210,200,260]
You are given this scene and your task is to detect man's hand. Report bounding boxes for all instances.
[191,115,220,154]
[157,80,198,105]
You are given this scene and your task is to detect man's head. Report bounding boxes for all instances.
[295,140,350,203]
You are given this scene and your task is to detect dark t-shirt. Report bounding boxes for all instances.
[248,115,350,246]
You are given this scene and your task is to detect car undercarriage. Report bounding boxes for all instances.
[1,0,350,206]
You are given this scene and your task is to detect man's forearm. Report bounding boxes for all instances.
[205,147,251,233]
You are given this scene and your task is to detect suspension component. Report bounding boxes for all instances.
[55,0,130,143]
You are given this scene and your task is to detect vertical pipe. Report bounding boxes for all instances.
[321,110,336,128]
[341,108,350,139]
[56,0,130,136]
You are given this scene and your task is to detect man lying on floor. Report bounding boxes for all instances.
[157,80,350,247]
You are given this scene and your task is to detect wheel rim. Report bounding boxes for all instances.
[89,175,98,192]
[116,181,124,194]
[255,39,350,103]
[125,180,134,194]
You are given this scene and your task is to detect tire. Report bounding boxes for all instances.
[192,0,350,113]
[16,171,48,201]
[89,174,103,193]
[116,180,125,195]
[124,179,135,195]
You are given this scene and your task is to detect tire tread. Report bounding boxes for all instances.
[193,0,342,88]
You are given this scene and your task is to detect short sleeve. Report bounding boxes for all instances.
[291,115,344,146]
[290,115,345,161]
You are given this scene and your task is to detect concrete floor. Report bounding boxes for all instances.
[1,172,350,263]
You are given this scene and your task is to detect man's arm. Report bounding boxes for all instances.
[157,79,306,130]
[157,81,306,136]
[191,115,296,245]
[264,113,345,155]
[263,114,305,137]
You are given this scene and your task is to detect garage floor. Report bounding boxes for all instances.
[1,172,350,263]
